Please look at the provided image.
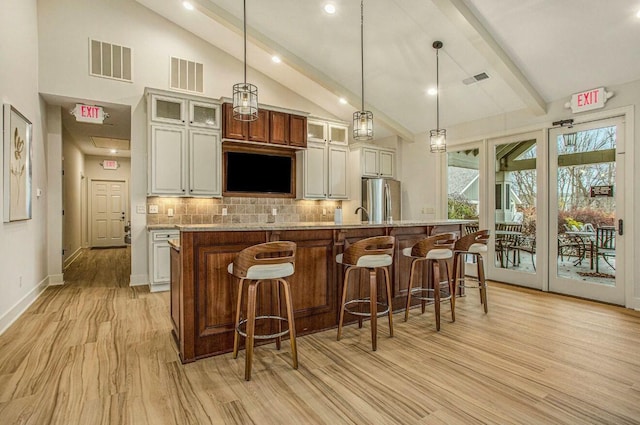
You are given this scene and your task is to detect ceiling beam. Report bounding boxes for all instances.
[432,0,547,116]
[192,0,416,142]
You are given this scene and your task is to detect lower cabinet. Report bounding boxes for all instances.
[149,230,179,292]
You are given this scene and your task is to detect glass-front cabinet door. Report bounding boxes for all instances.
[189,100,220,129]
[150,94,186,124]
[307,120,327,143]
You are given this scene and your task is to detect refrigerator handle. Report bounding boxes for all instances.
[384,183,392,221]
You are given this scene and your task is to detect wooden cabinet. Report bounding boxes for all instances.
[222,103,306,147]
[170,244,181,341]
[170,223,465,362]
[362,146,395,178]
[147,88,222,197]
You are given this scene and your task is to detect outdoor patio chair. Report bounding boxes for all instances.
[594,227,616,273]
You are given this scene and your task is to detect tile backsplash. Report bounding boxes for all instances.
[146,197,342,225]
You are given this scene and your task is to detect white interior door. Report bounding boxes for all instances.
[548,117,625,305]
[91,180,127,247]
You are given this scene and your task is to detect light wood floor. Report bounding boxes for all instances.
[2,248,640,424]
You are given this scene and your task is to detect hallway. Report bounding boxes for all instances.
[1,249,640,424]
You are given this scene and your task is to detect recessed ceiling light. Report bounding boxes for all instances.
[182,1,194,11]
[636,9,640,18]
[324,4,336,14]
[339,98,348,105]
[271,55,282,63]
[427,88,437,96]
[110,149,117,154]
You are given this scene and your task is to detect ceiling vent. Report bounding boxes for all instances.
[463,72,490,85]
[170,57,204,94]
[89,39,132,82]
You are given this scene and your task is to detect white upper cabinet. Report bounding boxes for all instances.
[307,119,349,145]
[362,146,395,178]
[147,88,222,197]
[327,146,348,199]
[307,119,327,144]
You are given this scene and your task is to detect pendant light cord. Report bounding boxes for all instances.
[435,47,439,130]
[360,0,365,112]
[243,0,247,84]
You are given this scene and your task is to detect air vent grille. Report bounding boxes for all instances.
[89,39,132,82]
[170,57,204,93]
[463,72,490,85]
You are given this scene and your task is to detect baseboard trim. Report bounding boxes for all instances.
[63,247,84,270]
[0,276,50,335]
[150,283,169,293]
[48,274,64,286]
[130,273,149,287]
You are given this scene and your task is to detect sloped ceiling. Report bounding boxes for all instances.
[136,0,640,142]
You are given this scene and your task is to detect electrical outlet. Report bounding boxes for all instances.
[322,208,327,215]
[168,208,174,217]
[222,207,228,216]
[272,208,278,216]
[148,204,159,214]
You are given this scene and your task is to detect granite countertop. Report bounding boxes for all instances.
[172,220,469,232]
[147,224,179,231]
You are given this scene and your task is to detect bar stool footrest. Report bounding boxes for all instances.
[409,287,452,302]
[344,299,390,317]
[237,315,291,340]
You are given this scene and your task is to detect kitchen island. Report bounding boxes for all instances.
[169,220,467,363]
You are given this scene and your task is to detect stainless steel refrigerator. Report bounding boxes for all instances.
[361,178,401,223]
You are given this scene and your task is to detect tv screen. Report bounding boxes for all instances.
[226,151,292,194]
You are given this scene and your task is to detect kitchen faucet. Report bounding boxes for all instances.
[354,206,369,222]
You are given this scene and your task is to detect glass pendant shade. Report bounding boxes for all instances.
[563,132,577,147]
[430,128,446,153]
[353,110,373,141]
[232,83,258,121]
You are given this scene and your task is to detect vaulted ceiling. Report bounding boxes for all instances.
[137,0,640,142]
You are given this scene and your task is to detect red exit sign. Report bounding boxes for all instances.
[71,103,105,124]
[567,87,612,113]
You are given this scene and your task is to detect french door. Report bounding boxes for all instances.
[486,131,543,289]
[548,117,625,304]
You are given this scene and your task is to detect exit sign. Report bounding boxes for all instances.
[71,103,106,124]
[566,87,613,113]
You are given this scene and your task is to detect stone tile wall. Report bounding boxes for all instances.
[146,197,342,225]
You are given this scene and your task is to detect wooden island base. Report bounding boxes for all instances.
[170,222,464,363]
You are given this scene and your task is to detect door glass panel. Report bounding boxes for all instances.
[330,126,346,143]
[493,139,537,273]
[555,126,616,284]
[447,148,480,222]
[308,122,325,141]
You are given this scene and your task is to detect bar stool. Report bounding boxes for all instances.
[336,235,395,351]
[403,233,457,331]
[452,230,490,314]
[228,241,297,381]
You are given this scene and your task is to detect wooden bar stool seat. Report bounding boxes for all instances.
[403,233,457,331]
[228,241,297,381]
[337,235,395,351]
[452,230,490,314]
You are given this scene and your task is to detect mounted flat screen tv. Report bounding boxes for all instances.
[223,145,295,197]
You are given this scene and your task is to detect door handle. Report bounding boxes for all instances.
[618,219,623,236]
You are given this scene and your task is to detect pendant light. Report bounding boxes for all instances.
[430,41,446,153]
[232,0,258,121]
[353,0,373,141]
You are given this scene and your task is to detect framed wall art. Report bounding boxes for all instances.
[3,104,32,222]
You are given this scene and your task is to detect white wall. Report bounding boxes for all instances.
[62,133,84,265]
[36,0,343,286]
[0,0,50,333]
